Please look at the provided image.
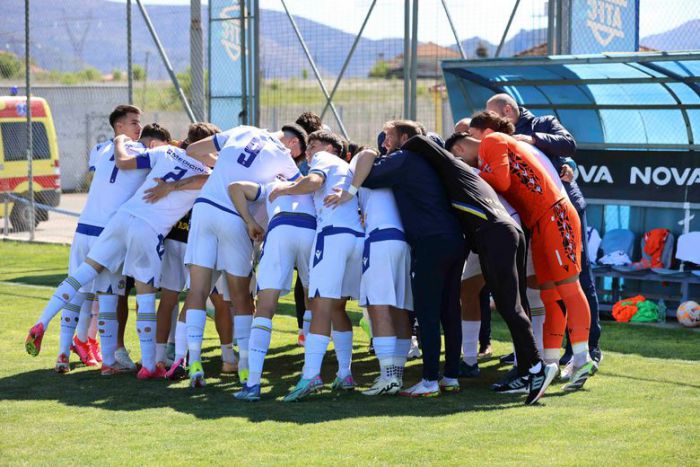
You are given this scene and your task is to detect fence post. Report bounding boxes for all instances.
[127,0,133,104]
[25,0,35,240]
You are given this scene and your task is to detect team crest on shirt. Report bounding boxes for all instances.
[553,202,578,268]
[315,250,322,259]
[508,150,543,196]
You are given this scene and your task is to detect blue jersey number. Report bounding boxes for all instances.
[161,166,187,182]
[237,138,263,168]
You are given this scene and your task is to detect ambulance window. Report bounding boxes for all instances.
[1,122,51,161]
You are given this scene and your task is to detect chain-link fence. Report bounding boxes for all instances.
[1,0,698,243]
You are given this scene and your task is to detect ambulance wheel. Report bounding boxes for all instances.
[10,203,40,231]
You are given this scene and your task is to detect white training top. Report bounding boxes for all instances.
[519,142,569,200]
[119,144,211,236]
[79,140,149,228]
[199,126,301,213]
[308,151,362,231]
[349,155,403,233]
[257,180,316,221]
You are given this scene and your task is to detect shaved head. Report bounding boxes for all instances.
[454,117,471,133]
[486,93,520,124]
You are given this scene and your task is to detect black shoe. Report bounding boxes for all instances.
[499,352,515,364]
[496,365,519,385]
[590,348,603,375]
[458,361,480,378]
[368,338,375,355]
[492,372,528,394]
[525,362,558,405]
[559,352,573,366]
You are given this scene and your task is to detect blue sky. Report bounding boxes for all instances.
[108,0,699,45]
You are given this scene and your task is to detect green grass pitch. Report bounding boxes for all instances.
[0,240,698,465]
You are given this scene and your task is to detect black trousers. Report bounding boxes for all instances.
[478,285,492,347]
[411,233,465,381]
[475,223,540,377]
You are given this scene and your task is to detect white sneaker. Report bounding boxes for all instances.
[407,336,422,360]
[362,377,402,396]
[438,376,460,393]
[114,347,137,371]
[399,379,440,397]
[560,360,575,381]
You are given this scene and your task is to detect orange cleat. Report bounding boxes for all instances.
[25,323,45,357]
[71,336,98,366]
[55,353,70,373]
[88,338,102,363]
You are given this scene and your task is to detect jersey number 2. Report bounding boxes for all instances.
[161,166,187,182]
[237,138,263,168]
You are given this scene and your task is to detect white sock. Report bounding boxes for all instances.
[572,342,591,367]
[372,336,396,379]
[526,287,546,354]
[175,320,187,362]
[155,343,167,364]
[234,315,253,371]
[461,320,480,366]
[97,294,118,366]
[394,338,410,380]
[221,343,235,364]
[331,329,353,379]
[302,333,330,379]
[136,294,157,372]
[248,317,273,386]
[58,293,85,356]
[543,348,560,365]
[186,309,207,363]
[302,310,312,337]
[168,303,179,344]
[38,264,98,329]
[75,293,95,342]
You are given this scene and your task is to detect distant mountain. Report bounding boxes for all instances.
[641,19,700,51]
[1,0,696,80]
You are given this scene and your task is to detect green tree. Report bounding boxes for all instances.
[112,69,123,81]
[132,64,145,81]
[475,42,489,58]
[0,52,23,79]
[301,68,309,80]
[369,59,390,79]
[79,67,101,81]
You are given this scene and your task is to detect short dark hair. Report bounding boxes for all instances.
[140,123,171,143]
[281,123,308,155]
[109,104,141,129]
[384,119,424,141]
[295,111,323,135]
[469,110,515,135]
[308,130,344,156]
[181,122,221,149]
[445,132,469,152]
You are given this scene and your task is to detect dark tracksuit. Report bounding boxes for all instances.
[404,136,542,376]
[363,149,464,381]
[515,107,601,353]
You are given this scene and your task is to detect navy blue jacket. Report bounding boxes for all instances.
[362,149,463,245]
[515,107,586,211]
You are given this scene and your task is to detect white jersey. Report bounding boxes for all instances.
[257,180,316,221]
[519,142,569,200]
[119,144,211,236]
[309,151,362,231]
[199,125,301,214]
[78,140,149,228]
[349,155,403,233]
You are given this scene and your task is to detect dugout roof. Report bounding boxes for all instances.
[442,51,700,151]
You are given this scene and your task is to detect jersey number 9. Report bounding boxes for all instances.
[237,137,263,168]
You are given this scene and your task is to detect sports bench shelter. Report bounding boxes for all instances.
[441,51,700,312]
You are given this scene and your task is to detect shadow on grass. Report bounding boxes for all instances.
[1,342,540,424]
[3,274,66,288]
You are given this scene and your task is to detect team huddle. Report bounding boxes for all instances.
[24,95,601,405]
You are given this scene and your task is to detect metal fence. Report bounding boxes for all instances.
[1,0,698,242]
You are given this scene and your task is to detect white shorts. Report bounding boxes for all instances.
[88,211,164,288]
[257,223,315,295]
[69,230,98,293]
[161,239,187,292]
[360,237,413,310]
[185,201,254,277]
[308,228,363,300]
[461,244,536,281]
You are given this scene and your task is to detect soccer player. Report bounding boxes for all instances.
[27,116,159,369]
[326,120,464,397]
[274,130,364,402]
[325,148,413,396]
[226,174,316,401]
[469,111,595,391]
[181,124,305,388]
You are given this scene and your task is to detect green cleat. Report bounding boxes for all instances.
[331,374,356,391]
[188,360,206,388]
[283,375,324,402]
